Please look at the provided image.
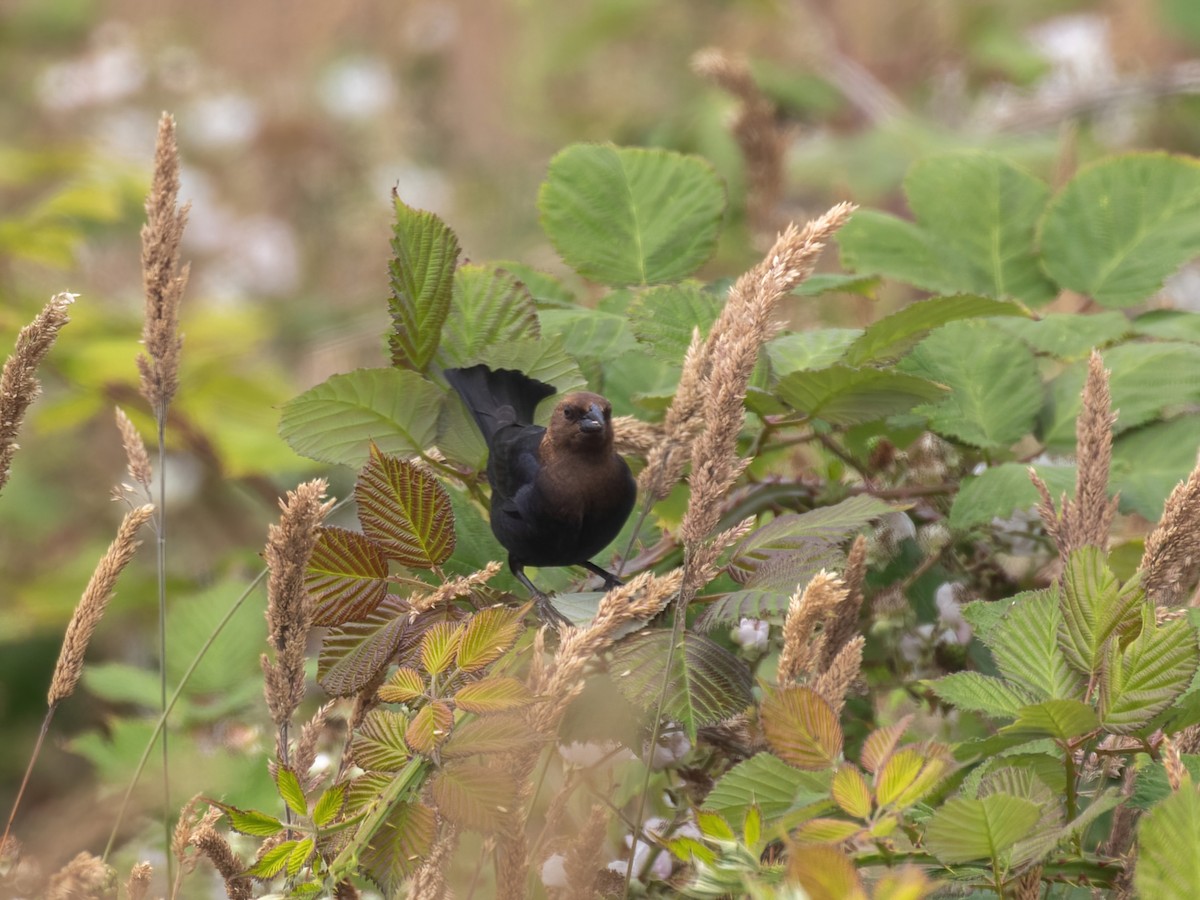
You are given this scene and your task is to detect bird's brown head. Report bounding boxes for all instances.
[546,391,615,454]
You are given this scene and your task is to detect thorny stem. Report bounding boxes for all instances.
[1,707,55,854]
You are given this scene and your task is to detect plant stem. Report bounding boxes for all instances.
[1,706,55,853]
[156,408,173,889]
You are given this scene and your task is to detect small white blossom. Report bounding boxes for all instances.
[541,853,568,889]
[731,618,769,652]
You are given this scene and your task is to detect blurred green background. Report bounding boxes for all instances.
[3,0,1200,875]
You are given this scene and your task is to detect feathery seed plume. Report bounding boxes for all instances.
[777,571,848,684]
[190,821,251,900]
[44,852,113,900]
[563,804,609,900]
[1141,458,1200,606]
[0,292,74,496]
[819,535,867,670]
[125,862,153,900]
[115,406,153,492]
[812,634,864,715]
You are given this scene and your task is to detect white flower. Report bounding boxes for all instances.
[541,853,568,889]
[731,618,769,652]
[649,729,691,769]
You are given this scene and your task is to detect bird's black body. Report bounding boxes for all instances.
[444,364,637,623]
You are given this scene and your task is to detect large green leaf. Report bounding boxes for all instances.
[1041,342,1200,448]
[435,264,539,368]
[473,336,587,397]
[1112,417,1200,521]
[924,793,1043,865]
[766,329,862,376]
[985,589,1085,702]
[844,295,1030,365]
[997,311,1131,359]
[538,306,639,363]
[387,197,460,370]
[927,672,1033,719]
[775,364,946,425]
[318,596,411,697]
[1134,309,1200,344]
[704,753,830,821]
[307,526,390,626]
[628,282,723,364]
[1059,547,1143,677]
[1039,153,1200,307]
[901,320,1043,449]
[538,144,725,286]
[1136,783,1200,899]
[351,710,411,772]
[610,631,754,740]
[279,368,443,467]
[1101,608,1200,734]
[355,447,455,568]
[949,462,1077,531]
[838,151,1055,304]
[1000,699,1100,741]
[359,800,437,895]
[430,761,517,832]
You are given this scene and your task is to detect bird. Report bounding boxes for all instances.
[444,364,637,626]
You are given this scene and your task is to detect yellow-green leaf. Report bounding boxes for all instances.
[378,666,426,704]
[405,701,453,755]
[356,446,456,568]
[440,714,534,759]
[455,605,525,672]
[832,764,872,819]
[286,837,314,877]
[761,685,843,771]
[312,784,346,828]
[420,622,464,676]
[454,676,533,714]
[275,767,307,819]
[351,710,411,772]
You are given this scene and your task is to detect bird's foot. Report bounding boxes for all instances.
[533,592,574,629]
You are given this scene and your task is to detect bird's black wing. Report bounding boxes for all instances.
[486,423,546,518]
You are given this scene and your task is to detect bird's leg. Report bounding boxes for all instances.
[582,560,624,591]
[511,560,573,628]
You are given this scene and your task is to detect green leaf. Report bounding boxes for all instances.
[356,447,455,568]
[610,631,755,740]
[1112,417,1200,520]
[539,306,638,363]
[405,700,453,755]
[307,526,390,626]
[378,667,426,704]
[435,264,540,368]
[831,764,873,819]
[1041,342,1200,448]
[766,329,862,376]
[1134,309,1200,344]
[986,589,1085,702]
[359,800,436,895]
[927,672,1034,718]
[491,260,576,308]
[1040,153,1200,307]
[1059,546,1143,677]
[705,753,831,821]
[839,151,1055,304]
[440,713,534,759]
[844,295,1030,365]
[900,320,1043,449]
[775,364,947,426]
[1132,756,1200,810]
[627,282,723,364]
[472,336,587,397]
[949,462,1076,532]
[1136,783,1200,899]
[875,747,952,810]
[430,761,517,832]
[286,837,314,877]
[351,710,411,772]
[387,197,460,370]
[761,685,843,770]
[246,839,297,879]
[997,311,1130,359]
[924,794,1043,864]
[793,272,881,297]
[217,803,285,838]
[455,606,525,672]
[318,595,411,697]
[454,676,534,714]
[312,784,346,827]
[81,662,164,709]
[276,767,308,819]
[538,143,725,286]
[280,368,443,467]
[1001,699,1099,741]
[420,622,464,676]
[1102,608,1200,734]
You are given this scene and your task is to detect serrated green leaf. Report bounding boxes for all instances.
[286,837,314,877]
[1011,788,1120,868]
[775,364,947,426]
[312,784,346,827]
[875,747,952,810]
[1136,782,1200,898]
[1001,699,1099,741]
[359,800,436,895]
[705,752,831,821]
[743,805,763,848]
[997,311,1130,359]
[924,794,1043,864]
[420,622,463,676]
[860,717,912,774]
[831,764,872,819]
[986,589,1085,701]
[318,595,411,697]
[280,368,443,467]
[245,839,297,879]
[387,198,459,370]
[440,713,534,759]
[538,143,725,286]
[538,306,638,363]
[839,152,1055,304]
[845,295,1030,365]
[356,447,455,568]
[761,685,843,770]
[351,710,411,772]
[793,273,881,297]
[927,671,1034,718]
[405,700,453,755]
[1112,417,1200,520]
[610,631,754,740]
[378,666,426,704]
[766,329,862,376]
[275,767,308,819]
[1102,608,1200,734]
[1134,309,1200,343]
[456,605,524,672]
[628,282,723,363]
[454,676,534,713]
[1040,153,1200,307]
[1132,756,1200,810]
[792,817,862,844]
[217,803,285,838]
[1059,546,1143,676]
[900,320,1043,449]
[949,462,1077,531]
[472,336,587,397]
[435,264,539,370]
[430,761,517,832]
[1041,342,1200,448]
[307,526,390,626]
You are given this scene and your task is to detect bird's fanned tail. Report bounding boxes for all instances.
[444,364,556,442]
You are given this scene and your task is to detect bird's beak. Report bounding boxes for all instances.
[579,403,606,433]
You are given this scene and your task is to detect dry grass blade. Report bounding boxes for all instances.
[0,292,74,496]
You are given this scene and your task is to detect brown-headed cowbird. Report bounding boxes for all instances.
[444,364,636,624]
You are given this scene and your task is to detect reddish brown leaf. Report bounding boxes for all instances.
[308,526,390,626]
[356,446,455,567]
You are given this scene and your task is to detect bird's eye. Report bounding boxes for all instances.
[563,407,578,421]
